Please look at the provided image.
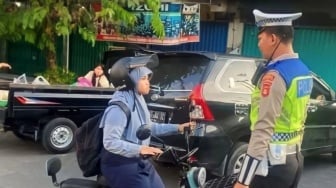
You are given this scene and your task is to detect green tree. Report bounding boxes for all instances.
[0,0,164,70]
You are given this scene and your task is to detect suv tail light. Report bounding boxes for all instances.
[189,84,214,121]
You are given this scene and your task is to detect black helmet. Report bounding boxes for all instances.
[108,54,159,87]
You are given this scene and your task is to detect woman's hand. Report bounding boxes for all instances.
[140,145,163,156]
[178,121,196,133]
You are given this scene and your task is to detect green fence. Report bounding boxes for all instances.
[7,34,111,78]
[69,34,111,76]
[242,24,336,89]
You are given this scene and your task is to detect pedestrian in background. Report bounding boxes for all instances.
[0,62,11,69]
[84,64,110,88]
[234,9,313,188]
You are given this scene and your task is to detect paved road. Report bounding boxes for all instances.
[0,131,335,188]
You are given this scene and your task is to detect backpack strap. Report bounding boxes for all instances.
[108,101,131,129]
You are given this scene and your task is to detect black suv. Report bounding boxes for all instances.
[114,50,336,177]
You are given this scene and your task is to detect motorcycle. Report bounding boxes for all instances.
[142,128,238,188]
[136,124,207,188]
[134,124,238,188]
[46,125,237,188]
[45,126,206,188]
[46,156,107,188]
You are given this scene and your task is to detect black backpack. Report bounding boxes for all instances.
[75,101,131,177]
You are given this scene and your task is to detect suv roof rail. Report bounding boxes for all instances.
[108,43,160,54]
[159,51,216,60]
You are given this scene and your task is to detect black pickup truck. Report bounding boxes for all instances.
[2,84,115,153]
[0,50,203,154]
[1,50,336,179]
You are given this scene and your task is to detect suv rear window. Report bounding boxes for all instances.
[150,55,209,91]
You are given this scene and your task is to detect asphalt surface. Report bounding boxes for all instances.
[0,130,335,188]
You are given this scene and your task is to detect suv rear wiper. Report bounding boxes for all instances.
[234,79,255,90]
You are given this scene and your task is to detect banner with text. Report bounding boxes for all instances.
[93,3,200,45]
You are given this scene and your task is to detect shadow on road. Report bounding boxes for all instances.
[299,154,335,188]
[1,130,335,188]
[0,131,47,155]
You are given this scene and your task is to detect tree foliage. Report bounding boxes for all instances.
[0,0,164,70]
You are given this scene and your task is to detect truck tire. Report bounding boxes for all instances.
[42,117,77,154]
[226,142,248,176]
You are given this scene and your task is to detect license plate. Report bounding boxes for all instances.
[150,110,166,123]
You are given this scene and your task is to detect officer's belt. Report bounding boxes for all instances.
[272,131,303,142]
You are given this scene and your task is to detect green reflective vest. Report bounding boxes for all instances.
[250,59,313,144]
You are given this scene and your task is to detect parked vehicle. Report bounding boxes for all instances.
[2,83,116,153]
[0,51,156,154]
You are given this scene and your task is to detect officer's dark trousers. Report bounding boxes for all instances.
[100,149,165,188]
[250,151,304,188]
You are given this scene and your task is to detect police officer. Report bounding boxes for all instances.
[234,9,313,188]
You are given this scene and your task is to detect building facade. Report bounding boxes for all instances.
[6,0,336,88]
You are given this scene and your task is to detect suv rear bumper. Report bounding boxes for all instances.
[153,122,234,175]
[195,123,233,174]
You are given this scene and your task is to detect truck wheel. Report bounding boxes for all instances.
[226,142,248,176]
[42,117,77,154]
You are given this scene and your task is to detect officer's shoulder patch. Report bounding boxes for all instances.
[261,72,276,97]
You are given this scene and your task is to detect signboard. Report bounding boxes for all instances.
[93,3,200,45]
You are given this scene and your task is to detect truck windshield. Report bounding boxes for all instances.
[150,56,209,91]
